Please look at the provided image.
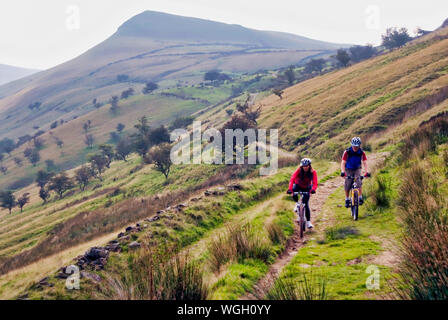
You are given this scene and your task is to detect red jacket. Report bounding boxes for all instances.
[288,168,318,192]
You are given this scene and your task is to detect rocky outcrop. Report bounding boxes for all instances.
[75,247,109,270]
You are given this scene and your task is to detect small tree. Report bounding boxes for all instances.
[132,116,152,157]
[110,96,119,113]
[273,88,284,99]
[110,132,121,143]
[85,134,95,149]
[56,138,64,149]
[17,135,32,147]
[235,96,261,124]
[382,27,412,49]
[0,191,16,214]
[169,117,194,130]
[75,165,92,191]
[17,193,30,212]
[117,74,129,82]
[49,172,74,199]
[45,159,56,172]
[36,170,54,189]
[116,123,125,133]
[93,98,102,109]
[142,82,158,94]
[33,137,44,149]
[144,143,173,180]
[149,126,170,146]
[0,166,7,175]
[121,88,135,99]
[284,66,296,85]
[24,147,33,159]
[88,154,108,181]
[349,45,375,63]
[305,58,326,74]
[115,138,133,162]
[335,48,350,67]
[29,149,40,166]
[99,144,115,168]
[13,157,23,167]
[0,138,15,156]
[39,187,51,204]
[83,122,90,134]
[204,70,230,81]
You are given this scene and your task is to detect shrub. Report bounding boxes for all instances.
[267,272,328,300]
[266,222,286,245]
[371,174,392,208]
[97,246,209,300]
[208,224,274,272]
[325,225,359,242]
[395,163,448,299]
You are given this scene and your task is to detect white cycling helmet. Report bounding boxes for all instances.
[300,158,312,166]
[351,137,361,147]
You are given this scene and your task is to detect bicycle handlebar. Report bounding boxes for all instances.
[293,191,310,196]
[345,175,365,180]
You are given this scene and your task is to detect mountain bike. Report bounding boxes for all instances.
[346,175,364,221]
[293,191,309,238]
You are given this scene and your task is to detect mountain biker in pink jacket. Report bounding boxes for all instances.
[287,158,318,229]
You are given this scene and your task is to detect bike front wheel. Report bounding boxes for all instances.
[299,208,305,238]
[352,190,359,221]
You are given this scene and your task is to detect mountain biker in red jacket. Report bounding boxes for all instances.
[287,158,318,229]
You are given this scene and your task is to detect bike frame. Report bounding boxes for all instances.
[346,175,364,220]
[293,191,309,238]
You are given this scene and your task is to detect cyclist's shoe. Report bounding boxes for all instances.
[345,199,351,208]
[359,197,364,205]
[293,203,300,213]
[307,221,313,229]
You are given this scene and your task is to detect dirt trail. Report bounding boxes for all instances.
[241,152,387,300]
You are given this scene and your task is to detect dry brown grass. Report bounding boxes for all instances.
[96,245,209,300]
[208,223,273,273]
[395,164,448,299]
[257,26,448,157]
[0,163,256,276]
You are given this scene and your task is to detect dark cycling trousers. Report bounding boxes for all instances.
[292,184,311,221]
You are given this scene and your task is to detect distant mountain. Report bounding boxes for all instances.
[0,10,347,142]
[0,64,39,86]
[114,11,343,50]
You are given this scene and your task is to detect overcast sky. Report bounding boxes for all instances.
[1,0,447,70]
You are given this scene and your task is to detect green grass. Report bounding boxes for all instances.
[272,182,400,300]
[210,259,268,300]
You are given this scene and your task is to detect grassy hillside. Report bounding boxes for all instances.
[0,10,341,144]
[258,26,448,158]
[1,25,447,300]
